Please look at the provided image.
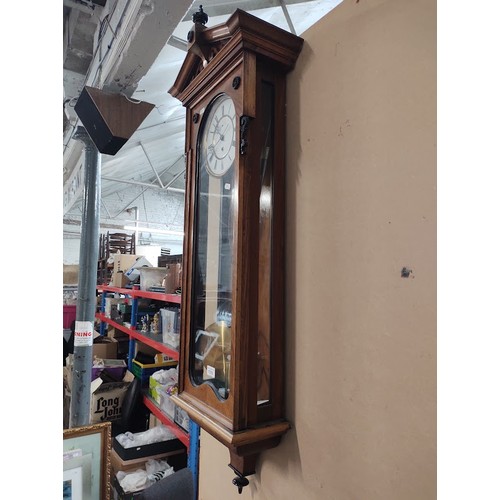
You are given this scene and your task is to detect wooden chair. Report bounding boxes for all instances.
[97,232,136,284]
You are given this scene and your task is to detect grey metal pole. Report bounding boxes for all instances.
[70,126,101,428]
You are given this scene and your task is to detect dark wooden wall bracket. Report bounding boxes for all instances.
[172,392,290,493]
[240,115,252,155]
[228,434,283,494]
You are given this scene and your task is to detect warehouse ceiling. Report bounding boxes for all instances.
[63,0,342,235]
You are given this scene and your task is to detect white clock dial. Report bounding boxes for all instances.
[203,95,236,177]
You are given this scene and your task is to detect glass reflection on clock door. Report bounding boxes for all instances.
[191,94,235,400]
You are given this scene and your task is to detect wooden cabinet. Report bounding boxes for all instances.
[157,254,182,268]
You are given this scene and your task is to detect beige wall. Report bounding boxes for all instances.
[198,0,436,498]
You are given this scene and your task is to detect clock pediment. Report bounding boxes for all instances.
[168,9,303,100]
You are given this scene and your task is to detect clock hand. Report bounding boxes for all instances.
[212,123,231,149]
[220,122,230,141]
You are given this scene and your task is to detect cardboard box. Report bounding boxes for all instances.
[65,356,126,392]
[112,474,144,500]
[124,256,153,282]
[139,267,167,291]
[90,371,134,424]
[136,341,161,358]
[107,326,129,341]
[112,271,127,287]
[63,365,71,390]
[111,460,188,499]
[93,336,118,360]
[64,360,74,389]
[113,435,185,461]
[112,254,142,275]
[63,264,79,285]
[110,447,185,474]
[163,263,182,293]
[92,359,127,381]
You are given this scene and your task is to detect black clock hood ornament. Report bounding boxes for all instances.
[192,4,208,25]
[187,5,209,46]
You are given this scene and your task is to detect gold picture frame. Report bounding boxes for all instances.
[63,421,112,500]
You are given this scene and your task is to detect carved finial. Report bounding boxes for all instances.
[232,473,249,494]
[192,5,208,25]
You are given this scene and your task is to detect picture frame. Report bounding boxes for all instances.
[63,466,83,500]
[63,421,111,500]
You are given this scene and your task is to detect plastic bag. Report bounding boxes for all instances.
[151,368,178,386]
[115,424,176,449]
[116,458,174,493]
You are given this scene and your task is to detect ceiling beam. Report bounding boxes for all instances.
[98,0,193,96]
[279,0,296,35]
[63,0,100,14]
[140,142,165,188]
[180,0,320,21]
[63,0,193,210]
[167,35,188,51]
[101,175,185,193]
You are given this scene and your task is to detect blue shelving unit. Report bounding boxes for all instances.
[96,285,199,491]
[188,420,200,498]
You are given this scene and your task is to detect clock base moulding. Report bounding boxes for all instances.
[171,393,290,477]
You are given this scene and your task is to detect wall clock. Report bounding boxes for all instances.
[169,5,303,493]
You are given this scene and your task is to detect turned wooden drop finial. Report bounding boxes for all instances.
[192,5,208,25]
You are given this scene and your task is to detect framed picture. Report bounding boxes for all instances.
[63,421,111,500]
[63,466,83,500]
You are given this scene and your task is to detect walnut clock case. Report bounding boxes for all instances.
[169,7,303,492]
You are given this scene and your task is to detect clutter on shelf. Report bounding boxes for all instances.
[115,458,175,494]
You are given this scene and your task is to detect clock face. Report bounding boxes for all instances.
[201,94,236,177]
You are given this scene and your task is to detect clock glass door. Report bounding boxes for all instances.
[257,81,274,407]
[191,93,236,401]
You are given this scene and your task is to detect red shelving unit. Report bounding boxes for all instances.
[95,312,179,360]
[97,285,181,304]
[95,284,187,451]
[143,394,190,449]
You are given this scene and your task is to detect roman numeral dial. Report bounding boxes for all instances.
[203,95,236,177]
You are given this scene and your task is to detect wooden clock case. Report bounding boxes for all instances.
[169,7,303,485]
